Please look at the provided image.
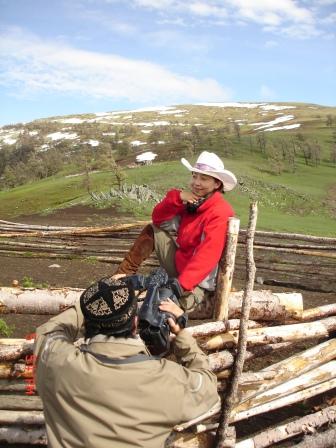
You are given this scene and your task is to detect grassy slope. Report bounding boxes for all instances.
[0,103,335,235]
[0,155,335,235]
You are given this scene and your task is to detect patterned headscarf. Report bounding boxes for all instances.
[80,277,137,336]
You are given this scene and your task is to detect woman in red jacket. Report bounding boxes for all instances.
[114,151,237,312]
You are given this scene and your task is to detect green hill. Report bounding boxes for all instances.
[0,102,335,235]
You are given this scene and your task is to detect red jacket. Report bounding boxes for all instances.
[152,189,234,291]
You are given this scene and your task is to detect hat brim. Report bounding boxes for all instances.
[181,158,237,192]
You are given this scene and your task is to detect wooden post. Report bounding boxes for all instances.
[213,217,240,322]
[215,202,257,448]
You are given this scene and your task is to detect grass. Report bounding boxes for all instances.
[0,102,335,236]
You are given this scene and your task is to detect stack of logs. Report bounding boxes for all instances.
[0,220,335,292]
[1,286,336,447]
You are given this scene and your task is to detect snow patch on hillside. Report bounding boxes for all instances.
[131,140,146,147]
[252,115,295,131]
[264,124,301,132]
[47,132,78,141]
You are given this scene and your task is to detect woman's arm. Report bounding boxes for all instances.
[152,189,185,226]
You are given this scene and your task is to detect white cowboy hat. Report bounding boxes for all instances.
[181,151,237,191]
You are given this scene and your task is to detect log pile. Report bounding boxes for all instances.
[0,220,335,292]
[1,296,336,446]
[1,218,336,446]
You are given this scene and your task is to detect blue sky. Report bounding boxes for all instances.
[0,0,335,125]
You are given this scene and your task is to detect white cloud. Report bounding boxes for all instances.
[0,28,232,104]
[129,0,327,39]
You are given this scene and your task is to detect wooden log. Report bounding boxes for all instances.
[235,360,336,417]
[238,338,336,405]
[293,424,336,448]
[215,201,257,448]
[176,376,336,432]
[0,380,27,392]
[0,221,150,238]
[0,339,34,362]
[253,245,336,259]
[233,376,336,423]
[235,405,336,448]
[0,426,47,445]
[165,431,215,447]
[0,287,303,321]
[239,230,336,244]
[0,362,32,379]
[208,343,292,372]
[302,303,336,321]
[0,395,43,410]
[0,410,44,425]
[213,217,240,322]
[204,316,336,351]
[185,320,261,339]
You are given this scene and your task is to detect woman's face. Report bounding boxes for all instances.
[190,172,222,197]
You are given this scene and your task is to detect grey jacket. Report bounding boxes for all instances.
[34,301,220,448]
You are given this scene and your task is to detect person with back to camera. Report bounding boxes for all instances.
[114,151,237,313]
[34,276,220,448]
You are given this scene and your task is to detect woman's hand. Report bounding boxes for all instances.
[180,190,200,203]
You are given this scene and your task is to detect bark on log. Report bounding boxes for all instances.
[204,316,336,351]
[235,405,336,448]
[0,362,32,379]
[293,424,336,448]
[215,201,258,448]
[0,339,34,362]
[0,410,44,425]
[0,287,303,321]
[0,426,47,445]
[213,217,240,322]
[0,395,43,410]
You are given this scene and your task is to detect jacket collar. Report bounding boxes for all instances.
[196,191,221,213]
[84,334,150,358]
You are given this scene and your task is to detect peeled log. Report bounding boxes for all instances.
[185,320,261,339]
[0,426,47,445]
[0,410,44,425]
[233,376,336,423]
[302,303,336,321]
[0,395,43,410]
[204,316,336,351]
[236,360,336,417]
[238,338,336,404]
[0,287,302,321]
[208,343,292,372]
